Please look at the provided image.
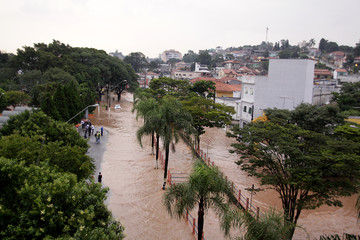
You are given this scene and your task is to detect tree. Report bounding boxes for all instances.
[332,82,360,112]
[354,45,360,57]
[5,91,31,108]
[148,77,191,100]
[182,50,199,63]
[0,158,124,240]
[221,208,294,240]
[0,88,7,111]
[197,51,212,67]
[278,50,291,59]
[228,116,360,239]
[124,52,148,73]
[157,96,192,189]
[189,80,216,99]
[134,97,161,167]
[182,96,234,150]
[163,161,233,240]
[319,38,328,53]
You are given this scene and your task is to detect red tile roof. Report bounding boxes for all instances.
[329,51,345,56]
[336,68,347,73]
[215,82,242,92]
[314,69,332,75]
[190,77,217,84]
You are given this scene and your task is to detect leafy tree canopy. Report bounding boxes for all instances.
[0,158,124,240]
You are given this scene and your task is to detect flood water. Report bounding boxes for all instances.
[91,92,359,240]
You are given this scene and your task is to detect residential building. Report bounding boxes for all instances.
[161,49,182,63]
[239,59,317,127]
[333,69,348,79]
[218,69,237,78]
[328,51,346,68]
[172,71,201,80]
[314,69,332,80]
[138,71,160,88]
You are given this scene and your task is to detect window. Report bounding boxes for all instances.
[245,87,248,94]
[250,88,254,95]
[243,106,247,112]
[248,107,252,114]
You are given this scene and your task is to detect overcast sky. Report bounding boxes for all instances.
[1,0,359,58]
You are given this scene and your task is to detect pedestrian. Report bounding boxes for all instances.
[88,123,92,136]
[96,131,101,144]
[98,172,102,183]
[91,125,95,135]
[101,125,104,136]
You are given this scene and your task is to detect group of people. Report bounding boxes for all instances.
[80,119,104,144]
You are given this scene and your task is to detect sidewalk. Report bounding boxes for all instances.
[81,126,109,179]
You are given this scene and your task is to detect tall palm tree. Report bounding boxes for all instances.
[156,96,192,189]
[134,97,161,167]
[163,161,234,240]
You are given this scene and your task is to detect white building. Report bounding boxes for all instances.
[161,49,182,63]
[239,59,317,127]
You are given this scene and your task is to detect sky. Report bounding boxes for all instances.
[1,0,359,58]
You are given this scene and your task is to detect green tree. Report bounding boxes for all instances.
[228,118,360,239]
[163,161,233,240]
[278,50,292,59]
[332,82,360,112]
[182,96,234,150]
[319,38,328,53]
[221,208,294,240]
[5,91,31,108]
[189,80,216,99]
[198,51,212,67]
[0,158,124,240]
[124,52,148,73]
[354,45,360,57]
[0,88,7,111]
[157,96,192,189]
[148,77,191,100]
[182,50,199,63]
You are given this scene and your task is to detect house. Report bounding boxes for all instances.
[333,69,348,79]
[161,49,182,62]
[219,77,241,85]
[314,69,332,80]
[223,60,241,69]
[328,51,346,68]
[354,57,360,64]
[138,71,160,88]
[218,69,237,78]
[172,71,201,80]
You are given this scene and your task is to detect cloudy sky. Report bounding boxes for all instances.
[1,0,359,58]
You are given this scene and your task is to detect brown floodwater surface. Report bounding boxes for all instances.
[92,92,359,240]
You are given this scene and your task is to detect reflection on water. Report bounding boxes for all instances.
[92,92,359,240]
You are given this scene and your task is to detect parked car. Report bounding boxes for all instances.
[114,104,121,109]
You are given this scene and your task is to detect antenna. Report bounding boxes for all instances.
[266,27,269,43]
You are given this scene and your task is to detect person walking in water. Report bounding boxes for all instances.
[101,125,104,136]
[98,172,102,183]
[95,131,101,144]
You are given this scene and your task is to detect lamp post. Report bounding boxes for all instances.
[66,104,99,123]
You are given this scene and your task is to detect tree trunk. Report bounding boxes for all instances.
[197,135,201,152]
[197,198,205,240]
[151,131,154,155]
[155,133,159,169]
[162,143,170,190]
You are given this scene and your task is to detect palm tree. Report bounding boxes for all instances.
[156,96,192,189]
[163,161,234,240]
[220,207,295,240]
[134,97,161,167]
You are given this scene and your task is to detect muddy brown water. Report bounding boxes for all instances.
[91,92,359,240]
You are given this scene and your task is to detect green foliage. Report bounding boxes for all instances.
[278,50,292,59]
[228,107,360,239]
[0,158,124,240]
[182,96,234,147]
[148,77,191,99]
[5,91,31,108]
[0,88,7,111]
[182,50,199,63]
[163,161,233,240]
[332,82,360,112]
[198,51,212,66]
[189,80,216,99]
[124,52,148,73]
[220,208,294,240]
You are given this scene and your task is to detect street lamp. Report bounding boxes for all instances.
[66,104,99,123]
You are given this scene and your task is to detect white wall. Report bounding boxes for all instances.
[254,59,316,119]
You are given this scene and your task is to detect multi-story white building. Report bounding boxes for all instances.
[161,49,182,63]
[239,59,317,127]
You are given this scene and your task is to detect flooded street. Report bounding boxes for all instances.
[91,92,359,240]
